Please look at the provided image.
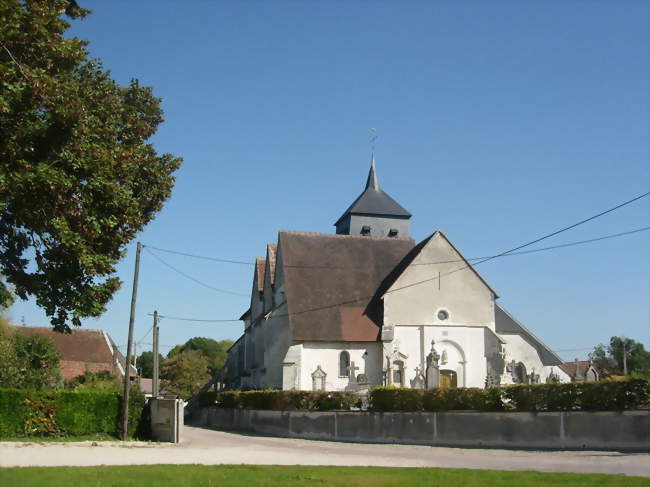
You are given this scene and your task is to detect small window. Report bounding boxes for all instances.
[360,225,371,236]
[339,351,350,377]
[437,309,449,321]
[388,228,399,237]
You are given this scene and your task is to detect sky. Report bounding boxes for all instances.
[9,1,650,361]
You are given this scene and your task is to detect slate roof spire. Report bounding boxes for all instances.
[334,151,412,237]
[366,152,379,190]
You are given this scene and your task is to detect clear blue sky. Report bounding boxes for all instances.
[9,1,650,360]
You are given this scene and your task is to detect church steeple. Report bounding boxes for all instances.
[334,153,411,238]
[366,153,379,190]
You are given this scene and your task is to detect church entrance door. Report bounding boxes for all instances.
[439,370,457,389]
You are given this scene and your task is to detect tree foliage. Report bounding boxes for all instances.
[162,349,210,400]
[0,326,62,389]
[135,350,164,379]
[590,336,650,377]
[0,0,182,331]
[167,337,233,378]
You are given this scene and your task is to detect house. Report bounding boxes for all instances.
[11,326,137,381]
[561,359,600,382]
[225,155,570,391]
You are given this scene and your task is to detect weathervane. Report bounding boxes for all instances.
[370,128,378,154]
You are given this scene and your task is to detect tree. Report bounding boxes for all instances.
[0,328,61,389]
[135,350,164,379]
[162,349,210,400]
[167,337,234,378]
[590,336,650,377]
[0,1,182,331]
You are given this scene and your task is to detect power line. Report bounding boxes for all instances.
[144,247,248,297]
[147,312,240,323]
[142,192,650,324]
[145,245,254,265]
[382,191,650,296]
[144,224,650,269]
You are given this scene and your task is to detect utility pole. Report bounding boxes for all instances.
[623,340,628,377]
[121,241,142,440]
[152,310,159,397]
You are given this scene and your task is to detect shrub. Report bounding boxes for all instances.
[369,387,422,412]
[0,387,147,439]
[422,387,503,411]
[202,390,358,411]
[371,378,650,413]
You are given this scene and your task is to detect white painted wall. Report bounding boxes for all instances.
[383,232,496,330]
[499,333,570,384]
[299,342,382,391]
[392,325,488,388]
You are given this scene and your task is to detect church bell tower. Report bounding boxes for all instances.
[334,154,411,238]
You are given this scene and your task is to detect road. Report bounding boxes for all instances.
[1,425,648,477]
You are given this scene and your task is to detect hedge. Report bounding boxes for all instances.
[0,388,147,438]
[370,378,650,412]
[198,379,650,413]
[200,390,359,411]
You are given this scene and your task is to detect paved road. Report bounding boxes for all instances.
[1,426,649,477]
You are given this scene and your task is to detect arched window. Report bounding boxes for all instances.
[339,351,350,377]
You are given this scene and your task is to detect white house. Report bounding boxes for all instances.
[225,155,569,391]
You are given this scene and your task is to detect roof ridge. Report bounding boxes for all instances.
[278,229,414,242]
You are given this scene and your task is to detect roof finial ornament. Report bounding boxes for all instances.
[366,128,379,190]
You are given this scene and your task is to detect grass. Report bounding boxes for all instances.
[0,465,648,487]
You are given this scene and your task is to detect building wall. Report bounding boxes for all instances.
[299,342,383,391]
[383,233,495,330]
[337,214,411,239]
[499,333,570,384]
[391,325,488,388]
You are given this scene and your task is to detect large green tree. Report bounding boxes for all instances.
[162,349,210,400]
[0,0,182,331]
[590,336,650,377]
[168,337,234,378]
[135,350,164,379]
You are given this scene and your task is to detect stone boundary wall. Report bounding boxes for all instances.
[193,408,650,451]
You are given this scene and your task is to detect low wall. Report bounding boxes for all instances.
[193,408,650,451]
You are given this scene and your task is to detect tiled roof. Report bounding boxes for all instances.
[255,257,266,292]
[560,360,597,378]
[279,231,415,342]
[267,243,277,285]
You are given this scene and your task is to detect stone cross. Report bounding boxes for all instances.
[345,361,360,392]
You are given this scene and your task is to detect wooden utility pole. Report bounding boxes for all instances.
[153,310,159,397]
[121,241,142,440]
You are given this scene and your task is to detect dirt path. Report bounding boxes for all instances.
[1,426,648,477]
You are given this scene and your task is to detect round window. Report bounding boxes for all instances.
[437,310,449,321]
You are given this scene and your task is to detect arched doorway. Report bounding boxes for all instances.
[439,370,457,389]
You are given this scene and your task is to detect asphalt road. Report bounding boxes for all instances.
[1,425,648,477]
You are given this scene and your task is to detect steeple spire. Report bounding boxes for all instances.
[365,152,379,190]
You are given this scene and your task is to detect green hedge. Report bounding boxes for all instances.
[370,379,650,412]
[200,389,359,411]
[0,388,147,438]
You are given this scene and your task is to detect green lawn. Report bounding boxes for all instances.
[0,465,648,487]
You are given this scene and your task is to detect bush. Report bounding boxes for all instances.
[422,387,504,411]
[369,378,650,412]
[200,390,358,411]
[369,387,422,412]
[0,387,147,439]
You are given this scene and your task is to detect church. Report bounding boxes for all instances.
[224,155,570,391]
